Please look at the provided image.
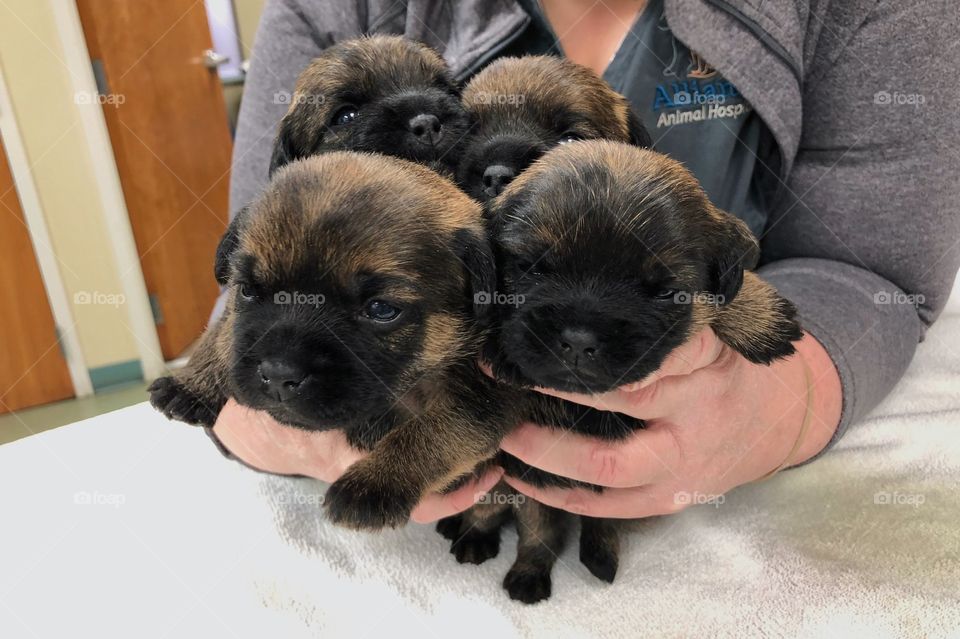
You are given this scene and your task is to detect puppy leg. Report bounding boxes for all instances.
[148,319,230,426]
[503,499,570,604]
[444,481,513,565]
[578,516,620,583]
[324,408,506,531]
[711,271,803,364]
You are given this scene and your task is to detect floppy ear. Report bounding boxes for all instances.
[705,206,760,305]
[453,228,497,321]
[214,207,249,285]
[626,107,654,148]
[268,119,298,177]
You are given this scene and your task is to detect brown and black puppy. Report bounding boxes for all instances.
[449,141,802,603]
[269,36,469,176]
[456,55,652,201]
[149,152,511,530]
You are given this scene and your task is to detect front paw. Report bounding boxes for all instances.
[451,529,501,564]
[436,515,463,541]
[503,568,552,604]
[147,377,219,426]
[324,469,416,531]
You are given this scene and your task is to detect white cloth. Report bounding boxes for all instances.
[2,310,958,638]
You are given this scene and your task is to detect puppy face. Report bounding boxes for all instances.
[486,141,759,393]
[270,36,469,175]
[217,153,492,429]
[458,56,652,202]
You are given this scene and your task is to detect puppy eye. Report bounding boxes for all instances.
[362,300,402,322]
[558,132,582,145]
[516,261,544,277]
[331,105,359,126]
[654,288,678,301]
[239,284,258,301]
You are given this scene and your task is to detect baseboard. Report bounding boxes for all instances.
[89,360,144,392]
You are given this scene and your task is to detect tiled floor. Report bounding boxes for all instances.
[0,382,149,446]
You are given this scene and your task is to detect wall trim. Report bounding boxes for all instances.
[89,359,144,392]
[0,64,94,398]
[48,0,167,382]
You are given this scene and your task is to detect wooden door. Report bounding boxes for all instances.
[76,0,232,360]
[0,136,74,414]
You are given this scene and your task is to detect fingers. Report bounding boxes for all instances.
[212,399,364,481]
[410,467,505,524]
[500,421,680,488]
[624,328,724,391]
[502,476,683,519]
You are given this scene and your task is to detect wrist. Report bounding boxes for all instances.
[789,331,843,466]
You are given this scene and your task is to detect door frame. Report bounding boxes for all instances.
[0,65,92,397]
[48,0,166,381]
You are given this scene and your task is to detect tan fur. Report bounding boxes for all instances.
[287,36,449,127]
[462,56,633,141]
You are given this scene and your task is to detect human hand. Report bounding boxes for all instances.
[495,329,842,518]
[211,399,503,523]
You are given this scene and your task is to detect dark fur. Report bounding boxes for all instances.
[269,36,469,176]
[457,55,652,202]
[149,153,514,530]
[443,141,803,603]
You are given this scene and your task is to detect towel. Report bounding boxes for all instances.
[1,310,957,638]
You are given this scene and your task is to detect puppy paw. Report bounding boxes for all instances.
[436,515,462,541]
[579,544,618,583]
[324,470,415,531]
[451,529,501,565]
[147,377,219,426]
[503,568,552,604]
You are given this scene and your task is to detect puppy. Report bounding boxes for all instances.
[269,36,469,176]
[457,55,652,201]
[445,141,803,603]
[149,152,512,530]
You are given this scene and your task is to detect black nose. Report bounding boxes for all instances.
[482,164,516,196]
[408,113,442,145]
[258,360,307,402]
[559,328,599,363]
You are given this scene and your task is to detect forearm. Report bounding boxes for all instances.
[759,258,926,456]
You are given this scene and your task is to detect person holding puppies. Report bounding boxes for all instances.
[213,0,958,539]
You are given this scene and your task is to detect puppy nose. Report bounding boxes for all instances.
[559,328,599,362]
[408,113,442,145]
[258,360,307,402]
[482,164,516,196]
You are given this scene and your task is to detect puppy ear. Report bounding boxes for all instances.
[626,108,653,148]
[705,206,760,305]
[268,119,298,177]
[214,207,249,285]
[453,228,497,320]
